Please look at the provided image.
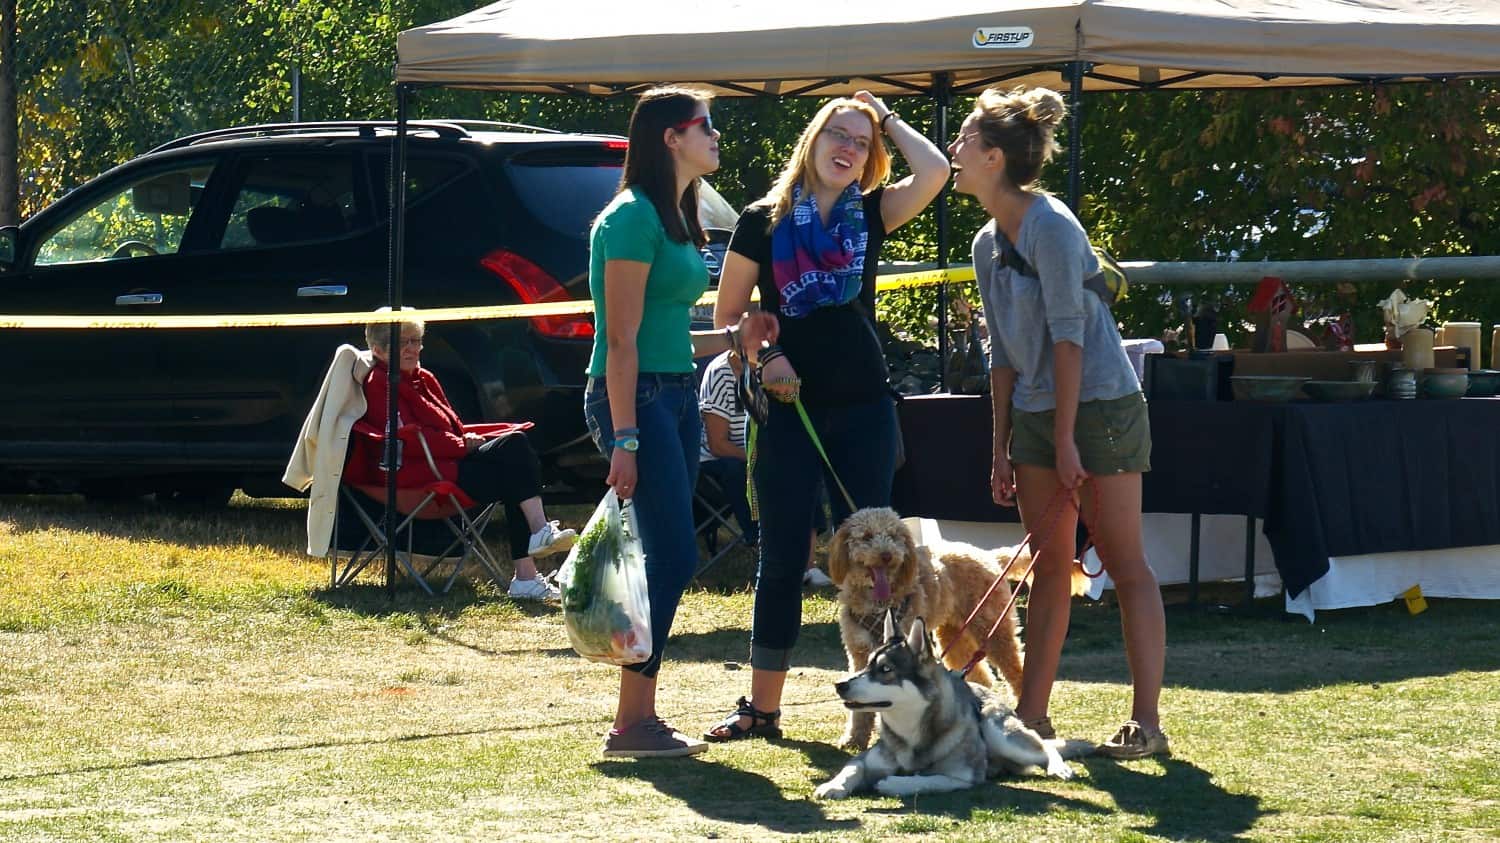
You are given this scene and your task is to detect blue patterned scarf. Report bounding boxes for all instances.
[770,183,867,318]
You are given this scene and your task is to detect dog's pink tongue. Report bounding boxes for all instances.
[872,566,891,604]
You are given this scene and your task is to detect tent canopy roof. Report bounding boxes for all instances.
[396,0,1500,96]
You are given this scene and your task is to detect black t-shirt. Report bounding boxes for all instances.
[728,187,889,407]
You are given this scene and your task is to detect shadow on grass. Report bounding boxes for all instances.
[666,621,850,671]
[594,755,858,835]
[1053,596,1500,693]
[0,493,307,550]
[1082,756,1266,842]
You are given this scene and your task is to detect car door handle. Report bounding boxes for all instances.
[116,293,163,306]
[297,284,347,297]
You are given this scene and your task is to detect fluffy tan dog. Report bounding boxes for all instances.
[827,507,1086,750]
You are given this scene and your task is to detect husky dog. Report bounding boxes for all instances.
[814,613,1089,799]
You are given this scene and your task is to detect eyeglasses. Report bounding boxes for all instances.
[822,126,872,155]
[379,336,423,350]
[674,114,715,136]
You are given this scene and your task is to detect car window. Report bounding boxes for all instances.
[504,147,625,239]
[366,153,470,215]
[220,154,364,249]
[33,162,216,266]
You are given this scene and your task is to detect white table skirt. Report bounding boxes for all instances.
[906,516,1500,621]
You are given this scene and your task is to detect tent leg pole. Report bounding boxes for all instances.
[385,82,412,600]
[933,73,952,392]
[1067,61,1084,212]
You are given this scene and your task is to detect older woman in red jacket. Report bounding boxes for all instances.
[346,311,574,600]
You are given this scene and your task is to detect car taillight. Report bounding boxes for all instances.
[479,248,595,340]
[603,140,628,151]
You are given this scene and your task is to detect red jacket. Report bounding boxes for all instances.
[345,362,469,489]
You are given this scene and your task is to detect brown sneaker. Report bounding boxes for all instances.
[1097,720,1170,760]
[602,717,708,759]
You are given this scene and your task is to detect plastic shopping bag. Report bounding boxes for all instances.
[556,489,652,666]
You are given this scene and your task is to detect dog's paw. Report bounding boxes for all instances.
[813,781,850,800]
[1044,758,1075,780]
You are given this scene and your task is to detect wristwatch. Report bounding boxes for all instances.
[617,436,640,453]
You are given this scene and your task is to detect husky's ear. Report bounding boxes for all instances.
[905,616,930,656]
[827,524,850,586]
[883,608,898,641]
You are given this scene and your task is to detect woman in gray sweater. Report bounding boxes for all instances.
[948,86,1168,760]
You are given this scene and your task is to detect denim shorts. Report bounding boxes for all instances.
[1010,391,1152,475]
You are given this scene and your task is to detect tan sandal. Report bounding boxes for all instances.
[1098,720,1170,760]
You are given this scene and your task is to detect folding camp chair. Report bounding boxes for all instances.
[329,418,511,595]
[693,467,752,578]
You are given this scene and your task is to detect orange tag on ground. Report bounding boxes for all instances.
[1402,585,1427,615]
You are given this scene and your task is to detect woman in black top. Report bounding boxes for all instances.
[705,91,949,742]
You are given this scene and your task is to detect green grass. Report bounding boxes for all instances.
[2,493,1498,841]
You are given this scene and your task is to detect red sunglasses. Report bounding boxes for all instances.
[673,114,715,135]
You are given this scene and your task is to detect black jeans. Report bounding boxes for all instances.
[456,431,543,560]
[749,395,898,670]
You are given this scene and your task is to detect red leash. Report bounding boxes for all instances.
[940,479,1102,678]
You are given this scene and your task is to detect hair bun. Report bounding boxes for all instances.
[1022,88,1067,128]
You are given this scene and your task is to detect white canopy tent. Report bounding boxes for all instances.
[396,0,1500,96]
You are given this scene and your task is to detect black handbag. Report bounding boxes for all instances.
[738,356,770,425]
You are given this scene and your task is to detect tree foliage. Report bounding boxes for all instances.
[15,3,1500,344]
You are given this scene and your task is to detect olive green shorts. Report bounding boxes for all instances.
[1009,392,1152,475]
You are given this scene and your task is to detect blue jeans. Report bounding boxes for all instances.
[750,395,898,671]
[584,372,702,678]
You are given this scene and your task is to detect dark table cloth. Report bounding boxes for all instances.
[891,394,1500,598]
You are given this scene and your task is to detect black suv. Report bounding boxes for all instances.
[0,120,656,503]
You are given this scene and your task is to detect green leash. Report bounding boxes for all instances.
[746,396,858,522]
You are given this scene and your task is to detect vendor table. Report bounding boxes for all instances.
[891,394,1500,600]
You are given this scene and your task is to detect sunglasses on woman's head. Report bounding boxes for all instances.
[674,114,715,136]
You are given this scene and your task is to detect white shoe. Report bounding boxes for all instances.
[508,576,561,601]
[528,521,577,558]
[803,567,833,588]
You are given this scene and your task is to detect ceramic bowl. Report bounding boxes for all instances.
[1231,375,1309,402]
[1465,369,1500,397]
[1302,380,1375,402]
[1422,368,1469,399]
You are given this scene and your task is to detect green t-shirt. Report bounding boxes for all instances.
[587,188,709,376]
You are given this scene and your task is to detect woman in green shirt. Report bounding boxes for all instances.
[585,87,777,759]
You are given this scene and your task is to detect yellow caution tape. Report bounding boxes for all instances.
[0,266,977,330]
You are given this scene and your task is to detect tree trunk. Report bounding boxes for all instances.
[0,0,17,226]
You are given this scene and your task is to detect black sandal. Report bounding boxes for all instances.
[703,696,782,742]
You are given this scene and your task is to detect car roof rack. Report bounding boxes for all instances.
[148,120,481,154]
[437,119,561,135]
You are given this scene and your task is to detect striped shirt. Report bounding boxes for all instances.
[698,351,747,462]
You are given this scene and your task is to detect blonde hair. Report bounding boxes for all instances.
[971,86,1067,188]
[365,306,425,350]
[757,98,891,227]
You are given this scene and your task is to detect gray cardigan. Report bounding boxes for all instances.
[973,195,1139,413]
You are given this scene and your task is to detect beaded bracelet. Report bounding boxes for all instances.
[880,112,899,133]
